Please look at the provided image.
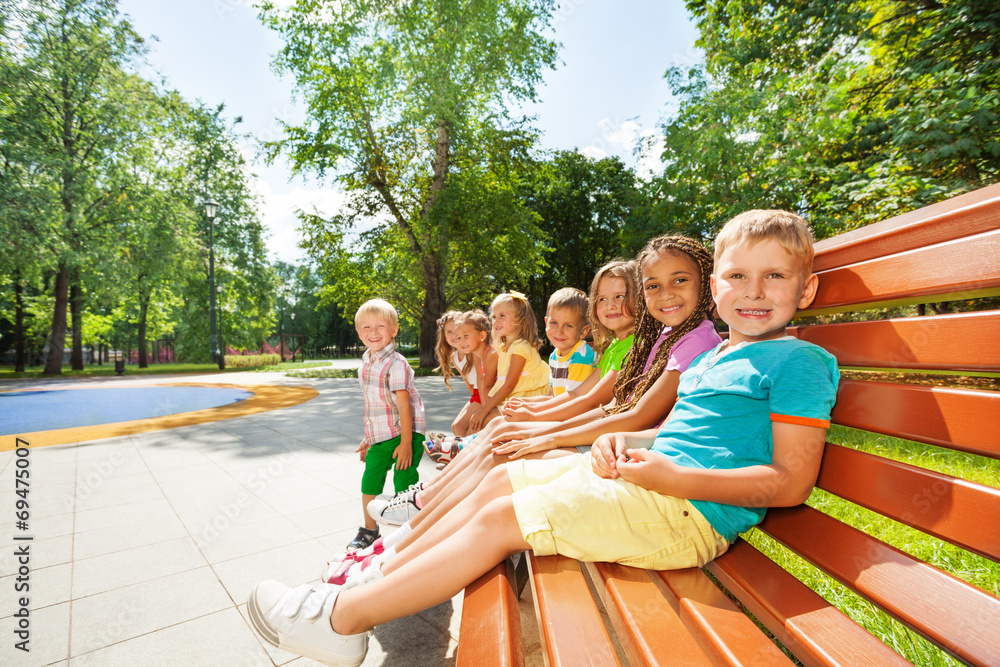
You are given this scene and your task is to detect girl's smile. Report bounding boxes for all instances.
[491,304,519,339]
[595,276,635,335]
[641,251,700,328]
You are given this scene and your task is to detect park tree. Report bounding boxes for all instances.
[259,0,559,366]
[515,150,645,318]
[169,102,276,363]
[6,0,147,374]
[650,0,1000,240]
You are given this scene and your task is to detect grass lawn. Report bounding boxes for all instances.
[745,425,1000,665]
[0,362,240,379]
[0,360,331,379]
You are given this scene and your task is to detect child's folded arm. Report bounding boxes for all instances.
[618,421,828,507]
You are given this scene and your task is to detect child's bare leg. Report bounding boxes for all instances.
[399,448,573,555]
[451,400,476,437]
[361,494,377,530]
[418,415,506,500]
[332,469,529,634]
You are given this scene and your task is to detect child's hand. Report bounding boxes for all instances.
[503,397,527,412]
[393,441,412,470]
[355,440,369,462]
[591,433,627,479]
[502,404,535,422]
[615,448,678,491]
[491,434,555,459]
[469,408,490,432]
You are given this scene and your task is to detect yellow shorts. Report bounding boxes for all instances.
[506,453,729,570]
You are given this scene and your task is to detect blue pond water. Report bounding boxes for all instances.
[0,386,253,436]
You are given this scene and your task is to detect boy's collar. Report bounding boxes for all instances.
[365,342,396,360]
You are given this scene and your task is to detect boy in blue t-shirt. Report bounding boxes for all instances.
[248,210,840,664]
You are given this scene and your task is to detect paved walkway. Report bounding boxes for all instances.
[0,367,542,666]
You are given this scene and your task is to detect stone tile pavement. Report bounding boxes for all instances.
[0,367,543,666]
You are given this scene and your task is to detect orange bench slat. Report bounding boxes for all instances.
[816,444,1000,561]
[650,566,792,665]
[761,505,1000,666]
[830,381,1000,459]
[788,311,1000,373]
[527,553,622,667]
[812,181,1000,272]
[707,539,912,667]
[456,559,524,667]
[804,229,1000,316]
[584,561,713,666]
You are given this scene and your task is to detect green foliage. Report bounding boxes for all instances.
[224,354,280,368]
[0,1,274,369]
[653,0,1000,241]
[259,0,559,365]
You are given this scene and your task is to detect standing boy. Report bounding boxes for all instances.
[248,210,840,667]
[349,299,426,552]
[544,287,597,396]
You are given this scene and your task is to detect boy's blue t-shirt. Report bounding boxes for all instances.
[651,337,840,542]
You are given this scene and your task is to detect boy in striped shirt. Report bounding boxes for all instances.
[544,287,597,396]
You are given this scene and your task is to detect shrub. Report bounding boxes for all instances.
[225,354,280,368]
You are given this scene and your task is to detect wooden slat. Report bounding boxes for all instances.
[816,444,1000,562]
[788,311,1000,372]
[650,566,792,665]
[457,559,524,667]
[801,229,1000,316]
[761,505,1000,666]
[812,182,1000,272]
[527,553,622,667]
[584,561,713,667]
[707,540,912,667]
[829,381,1000,459]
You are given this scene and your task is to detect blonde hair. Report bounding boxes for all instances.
[546,287,589,324]
[434,310,462,389]
[714,209,815,275]
[587,260,638,355]
[490,292,542,351]
[355,299,398,330]
[609,236,714,415]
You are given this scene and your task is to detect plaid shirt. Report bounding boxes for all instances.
[358,343,426,445]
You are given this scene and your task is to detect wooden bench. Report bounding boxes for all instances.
[455,183,1000,666]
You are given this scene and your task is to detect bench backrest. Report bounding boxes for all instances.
[711,183,1000,666]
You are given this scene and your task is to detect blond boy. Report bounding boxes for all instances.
[544,287,597,396]
[350,299,426,552]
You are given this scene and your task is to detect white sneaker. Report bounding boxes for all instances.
[342,560,386,590]
[368,492,420,527]
[248,580,369,667]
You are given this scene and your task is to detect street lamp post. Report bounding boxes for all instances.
[291,312,296,363]
[202,199,224,371]
[217,283,225,368]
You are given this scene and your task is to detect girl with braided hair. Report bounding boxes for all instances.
[353,235,721,555]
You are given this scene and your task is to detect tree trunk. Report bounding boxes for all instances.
[419,253,448,368]
[137,297,149,368]
[14,271,26,372]
[44,264,70,375]
[70,278,84,370]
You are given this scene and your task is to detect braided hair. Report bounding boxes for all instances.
[608,236,715,416]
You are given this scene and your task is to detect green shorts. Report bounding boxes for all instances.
[361,433,425,496]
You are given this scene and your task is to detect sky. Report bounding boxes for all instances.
[116,0,703,265]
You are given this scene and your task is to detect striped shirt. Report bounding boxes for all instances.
[548,340,597,396]
[358,343,427,445]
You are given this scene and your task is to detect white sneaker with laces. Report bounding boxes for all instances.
[247,580,369,667]
[367,491,421,527]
